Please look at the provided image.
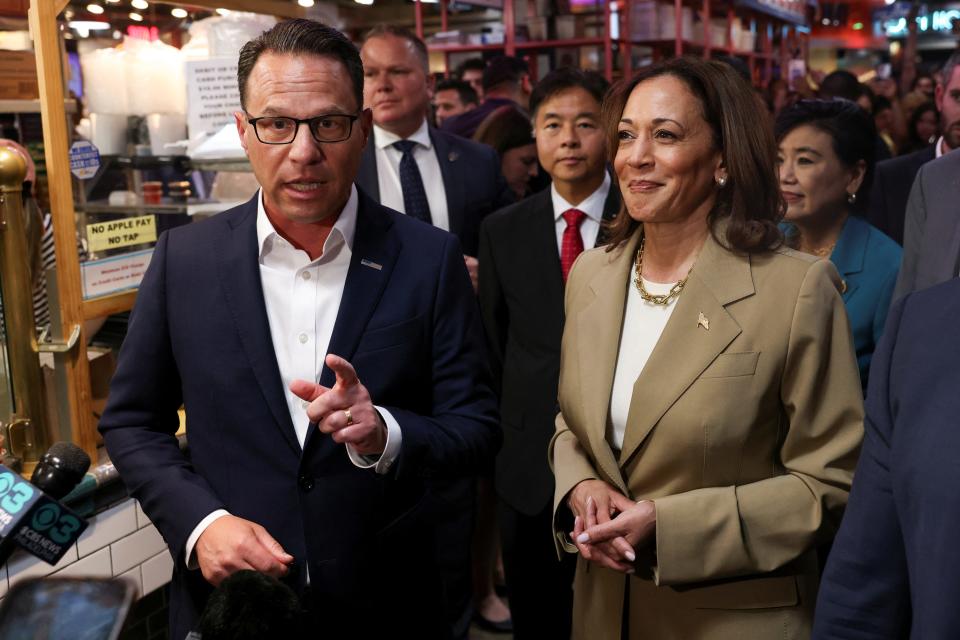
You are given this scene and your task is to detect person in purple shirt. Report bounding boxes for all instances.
[441,56,532,139]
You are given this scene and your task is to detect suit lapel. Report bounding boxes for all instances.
[529,191,565,314]
[617,233,751,467]
[830,216,868,301]
[319,194,399,386]
[575,233,638,490]
[595,180,621,247]
[356,137,380,201]
[431,129,465,239]
[216,197,301,456]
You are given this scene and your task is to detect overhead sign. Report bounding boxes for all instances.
[86,215,157,252]
[69,140,101,180]
[880,4,960,36]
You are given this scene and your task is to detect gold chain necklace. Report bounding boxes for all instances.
[633,238,689,305]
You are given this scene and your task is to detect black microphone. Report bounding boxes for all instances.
[0,442,91,566]
[30,442,92,500]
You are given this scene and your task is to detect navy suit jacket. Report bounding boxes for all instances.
[355,126,512,257]
[99,191,500,639]
[813,278,960,639]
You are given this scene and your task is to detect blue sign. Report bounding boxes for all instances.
[69,140,101,180]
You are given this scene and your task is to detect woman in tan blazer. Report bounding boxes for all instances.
[550,58,864,639]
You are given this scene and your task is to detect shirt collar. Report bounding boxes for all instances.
[256,184,358,262]
[937,135,948,158]
[374,120,432,151]
[551,172,611,223]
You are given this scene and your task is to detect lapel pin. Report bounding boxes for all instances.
[448,151,459,162]
[840,280,847,294]
[698,312,710,331]
[360,259,382,271]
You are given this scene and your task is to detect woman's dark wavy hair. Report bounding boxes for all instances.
[774,99,876,215]
[602,57,784,253]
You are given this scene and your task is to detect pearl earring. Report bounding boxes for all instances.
[716,175,727,187]
[847,192,857,204]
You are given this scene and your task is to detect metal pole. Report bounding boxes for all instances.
[0,148,51,472]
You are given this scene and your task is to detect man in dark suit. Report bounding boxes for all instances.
[356,25,512,289]
[893,149,960,300]
[441,56,533,140]
[813,277,960,639]
[867,49,960,245]
[98,20,499,640]
[356,25,511,637]
[478,68,615,640]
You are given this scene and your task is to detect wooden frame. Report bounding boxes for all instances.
[27,0,304,459]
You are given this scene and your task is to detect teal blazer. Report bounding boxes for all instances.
[783,216,901,391]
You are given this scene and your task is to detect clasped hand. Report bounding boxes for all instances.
[567,479,657,574]
[290,353,387,456]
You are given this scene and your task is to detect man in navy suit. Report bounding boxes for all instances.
[813,278,960,638]
[356,25,512,290]
[99,19,499,640]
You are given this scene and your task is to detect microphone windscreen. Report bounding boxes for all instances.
[30,442,92,499]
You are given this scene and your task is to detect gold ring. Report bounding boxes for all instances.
[343,409,355,425]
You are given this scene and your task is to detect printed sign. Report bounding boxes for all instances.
[186,58,241,141]
[69,140,101,180]
[86,215,157,252]
[81,249,153,299]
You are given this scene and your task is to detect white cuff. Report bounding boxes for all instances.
[184,509,231,569]
[346,406,402,475]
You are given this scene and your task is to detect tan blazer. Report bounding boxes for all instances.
[550,227,864,640]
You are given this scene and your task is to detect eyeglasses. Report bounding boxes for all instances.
[246,113,359,145]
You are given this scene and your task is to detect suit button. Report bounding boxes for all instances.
[298,475,314,491]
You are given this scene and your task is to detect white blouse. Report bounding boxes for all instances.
[608,277,680,450]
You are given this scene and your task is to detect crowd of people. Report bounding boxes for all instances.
[95,16,960,640]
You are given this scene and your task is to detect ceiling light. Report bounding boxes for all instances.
[297,0,314,6]
[131,0,148,9]
[216,7,230,14]
[354,0,374,5]
[105,0,120,3]
[852,21,863,30]
[129,11,143,20]
[87,3,104,14]
[171,7,188,17]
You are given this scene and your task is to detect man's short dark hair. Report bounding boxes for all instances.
[237,19,363,112]
[482,55,529,92]
[455,57,485,78]
[363,24,429,72]
[819,70,861,102]
[435,79,478,106]
[529,67,609,118]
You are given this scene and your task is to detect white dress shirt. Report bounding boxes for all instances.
[936,135,949,158]
[551,173,611,252]
[608,278,679,450]
[373,120,450,232]
[184,185,402,568]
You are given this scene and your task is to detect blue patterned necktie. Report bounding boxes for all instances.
[392,139,432,224]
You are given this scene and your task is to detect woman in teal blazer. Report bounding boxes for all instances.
[776,100,901,391]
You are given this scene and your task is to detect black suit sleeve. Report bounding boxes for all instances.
[478,215,507,396]
[812,295,911,640]
[867,164,891,241]
[98,232,226,562]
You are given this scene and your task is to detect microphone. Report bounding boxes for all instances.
[0,442,91,566]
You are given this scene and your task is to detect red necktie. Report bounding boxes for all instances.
[560,208,587,283]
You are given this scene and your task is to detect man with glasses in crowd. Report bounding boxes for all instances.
[98,19,500,640]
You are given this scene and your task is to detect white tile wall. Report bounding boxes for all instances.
[0,497,176,606]
[7,544,79,589]
[55,547,112,579]
[110,524,167,576]
[141,551,173,596]
[77,500,138,558]
[134,501,150,530]
[118,565,142,598]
